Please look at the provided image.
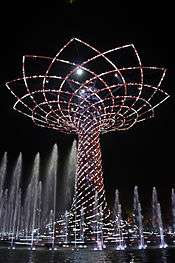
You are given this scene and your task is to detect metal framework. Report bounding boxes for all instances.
[5,38,169,229]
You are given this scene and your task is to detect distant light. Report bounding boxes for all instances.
[79,88,86,95]
[76,68,83,76]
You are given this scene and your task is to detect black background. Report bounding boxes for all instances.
[0,0,173,217]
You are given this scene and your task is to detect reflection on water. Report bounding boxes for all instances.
[0,248,175,263]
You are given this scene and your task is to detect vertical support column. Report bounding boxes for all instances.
[71,121,109,227]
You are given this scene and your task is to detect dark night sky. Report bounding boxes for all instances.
[0,1,173,212]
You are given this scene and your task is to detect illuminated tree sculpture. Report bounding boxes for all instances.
[5,38,169,231]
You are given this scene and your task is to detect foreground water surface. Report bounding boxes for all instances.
[0,247,175,263]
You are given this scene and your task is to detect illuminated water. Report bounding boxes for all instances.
[0,247,175,263]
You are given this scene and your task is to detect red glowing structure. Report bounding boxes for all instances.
[5,38,169,229]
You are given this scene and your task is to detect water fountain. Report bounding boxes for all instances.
[114,189,125,250]
[0,152,7,239]
[62,140,77,211]
[7,153,22,249]
[80,207,85,243]
[1,146,175,250]
[152,187,159,232]
[43,144,58,251]
[133,186,146,249]
[64,210,69,244]
[0,189,8,239]
[50,146,58,251]
[152,187,167,248]
[0,145,59,249]
[0,152,7,202]
[36,181,42,237]
[157,203,167,248]
[30,153,40,250]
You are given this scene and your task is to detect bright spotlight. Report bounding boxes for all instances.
[76,68,83,76]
